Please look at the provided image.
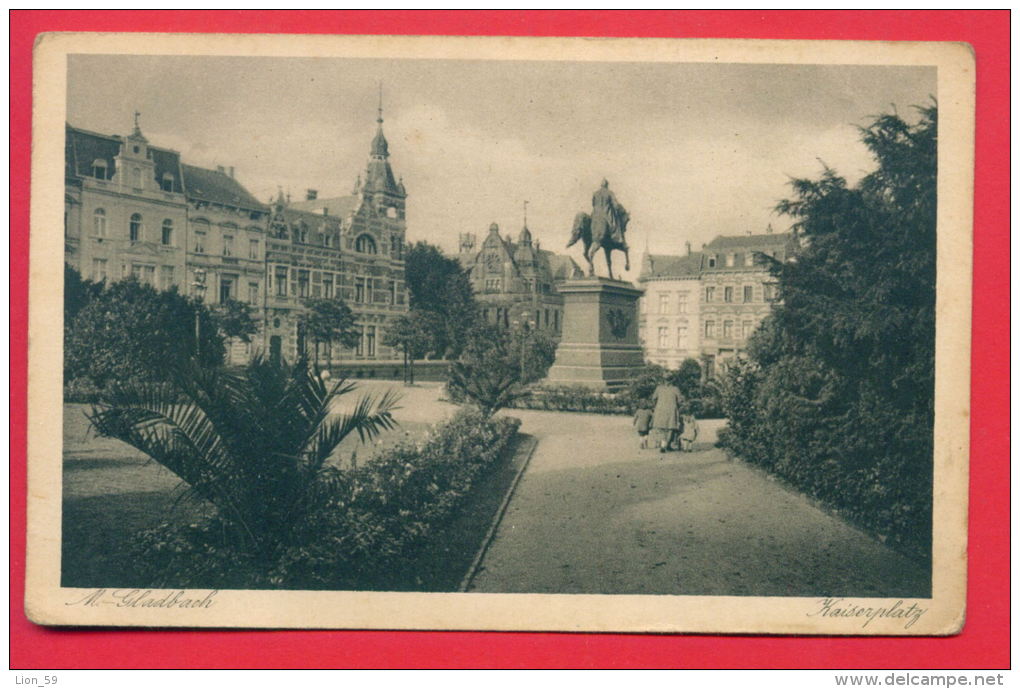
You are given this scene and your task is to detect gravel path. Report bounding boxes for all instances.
[470,409,930,597]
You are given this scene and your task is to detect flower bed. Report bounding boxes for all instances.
[133,408,521,590]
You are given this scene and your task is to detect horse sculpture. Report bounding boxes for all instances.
[566,180,631,280]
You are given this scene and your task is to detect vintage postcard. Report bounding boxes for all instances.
[26,33,974,634]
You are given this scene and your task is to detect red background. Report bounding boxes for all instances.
[9,10,1009,669]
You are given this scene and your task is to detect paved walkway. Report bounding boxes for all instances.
[470,409,930,597]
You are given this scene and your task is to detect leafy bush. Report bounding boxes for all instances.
[63,377,103,403]
[131,408,521,589]
[717,107,936,561]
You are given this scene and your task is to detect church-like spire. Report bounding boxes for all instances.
[370,82,389,159]
[519,200,532,245]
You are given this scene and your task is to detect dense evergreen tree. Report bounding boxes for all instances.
[718,105,937,560]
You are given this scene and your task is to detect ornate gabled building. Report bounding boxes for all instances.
[64,120,188,290]
[265,104,408,364]
[638,229,800,376]
[455,219,582,336]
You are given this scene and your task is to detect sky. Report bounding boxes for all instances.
[68,55,935,282]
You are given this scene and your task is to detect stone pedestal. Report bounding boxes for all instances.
[543,277,645,391]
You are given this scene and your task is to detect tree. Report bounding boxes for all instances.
[668,358,704,400]
[65,276,224,388]
[719,105,937,557]
[216,299,259,363]
[302,298,359,372]
[404,241,479,357]
[88,356,400,561]
[447,324,529,417]
[381,311,438,385]
[509,324,557,385]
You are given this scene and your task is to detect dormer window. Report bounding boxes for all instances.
[161,173,174,192]
[91,159,108,179]
[707,255,717,268]
[726,253,735,267]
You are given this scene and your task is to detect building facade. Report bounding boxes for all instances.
[64,106,409,368]
[455,221,582,337]
[65,122,188,291]
[637,247,702,369]
[638,230,799,376]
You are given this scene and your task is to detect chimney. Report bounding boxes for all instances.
[216,165,225,174]
[322,207,329,216]
[228,166,235,179]
[306,189,318,201]
[766,223,774,234]
[685,241,692,256]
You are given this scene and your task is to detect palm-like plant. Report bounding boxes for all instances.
[88,356,400,560]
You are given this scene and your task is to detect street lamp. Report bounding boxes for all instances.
[191,268,206,360]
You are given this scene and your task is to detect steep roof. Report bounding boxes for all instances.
[287,195,360,218]
[704,232,794,250]
[65,124,185,193]
[181,164,266,212]
[539,250,584,281]
[640,252,703,280]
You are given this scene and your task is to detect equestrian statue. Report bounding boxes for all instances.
[567,179,631,280]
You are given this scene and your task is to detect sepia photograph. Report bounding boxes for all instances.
[26,33,974,634]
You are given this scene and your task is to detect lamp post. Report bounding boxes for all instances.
[191,268,206,361]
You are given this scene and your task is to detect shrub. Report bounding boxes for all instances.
[130,408,521,590]
[510,385,632,415]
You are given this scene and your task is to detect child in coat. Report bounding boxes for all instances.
[633,402,653,449]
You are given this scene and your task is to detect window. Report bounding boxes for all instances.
[132,167,143,189]
[131,264,155,286]
[161,219,173,246]
[298,270,310,298]
[356,325,365,357]
[160,266,175,290]
[223,235,234,257]
[275,266,288,296]
[658,327,668,348]
[743,285,753,303]
[91,159,107,179]
[248,282,260,306]
[390,280,398,305]
[91,258,107,282]
[366,326,377,357]
[220,276,235,303]
[659,293,670,314]
[705,286,715,302]
[194,230,206,253]
[745,252,755,267]
[741,320,753,338]
[355,277,369,303]
[677,292,687,314]
[247,238,260,260]
[723,320,733,338]
[312,271,322,298]
[676,325,688,348]
[93,208,107,237]
[485,278,501,292]
[553,310,560,332]
[705,320,715,338]
[764,284,778,302]
[724,286,733,303]
[355,234,377,254]
[295,224,308,243]
[707,255,717,268]
[129,213,142,242]
[726,253,735,267]
[322,274,334,299]
[161,173,174,192]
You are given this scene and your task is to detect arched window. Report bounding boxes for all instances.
[91,159,107,180]
[355,234,377,254]
[161,219,173,246]
[129,213,142,242]
[93,208,107,237]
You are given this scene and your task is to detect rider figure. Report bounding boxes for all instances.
[592,179,629,249]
